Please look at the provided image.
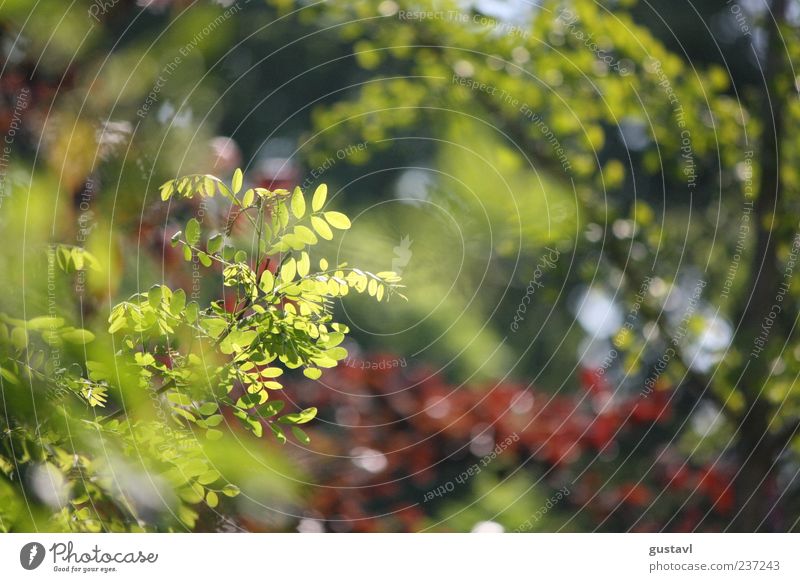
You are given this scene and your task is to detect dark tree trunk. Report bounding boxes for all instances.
[727,0,789,533]
[729,401,781,532]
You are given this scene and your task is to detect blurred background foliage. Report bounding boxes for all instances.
[2,0,800,531]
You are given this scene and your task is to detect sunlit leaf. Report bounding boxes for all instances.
[278,407,317,425]
[186,218,201,245]
[62,329,96,344]
[242,188,255,207]
[291,186,306,218]
[312,183,327,211]
[291,426,311,444]
[311,216,333,240]
[323,211,351,230]
[232,168,243,194]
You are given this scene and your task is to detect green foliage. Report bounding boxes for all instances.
[0,171,401,532]
[142,173,403,440]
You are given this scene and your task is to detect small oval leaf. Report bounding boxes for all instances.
[312,183,327,211]
[232,168,243,194]
[324,211,351,230]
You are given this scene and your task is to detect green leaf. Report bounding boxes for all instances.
[232,168,243,194]
[235,329,258,348]
[186,301,199,323]
[148,285,163,309]
[203,176,216,197]
[180,458,208,477]
[303,367,322,380]
[134,352,156,366]
[294,225,318,245]
[311,216,333,240]
[220,328,257,354]
[168,392,193,406]
[207,233,223,254]
[200,318,228,339]
[160,181,175,201]
[108,315,126,334]
[242,188,255,207]
[56,246,71,270]
[197,469,221,485]
[259,400,285,417]
[260,367,283,378]
[280,258,297,283]
[259,270,275,293]
[297,252,310,277]
[324,211,351,230]
[275,202,289,229]
[71,248,85,270]
[178,506,198,527]
[175,177,190,198]
[281,233,304,251]
[326,346,348,360]
[197,402,218,415]
[291,426,311,444]
[27,316,65,330]
[291,186,306,218]
[0,367,19,385]
[198,251,212,267]
[81,381,107,407]
[173,407,197,423]
[170,288,186,315]
[269,423,287,444]
[186,218,201,245]
[312,183,327,211]
[221,484,240,497]
[179,487,204,504]
[206,491,219,508]
[324,332,345,347]
[62,329,96,345]
[278,407,317,425]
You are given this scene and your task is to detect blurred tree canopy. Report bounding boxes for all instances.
[293,0,800,532]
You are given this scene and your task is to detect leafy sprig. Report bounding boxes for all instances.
[109,170,403,442]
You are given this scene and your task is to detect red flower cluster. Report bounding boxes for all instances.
[264,354,734,532]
